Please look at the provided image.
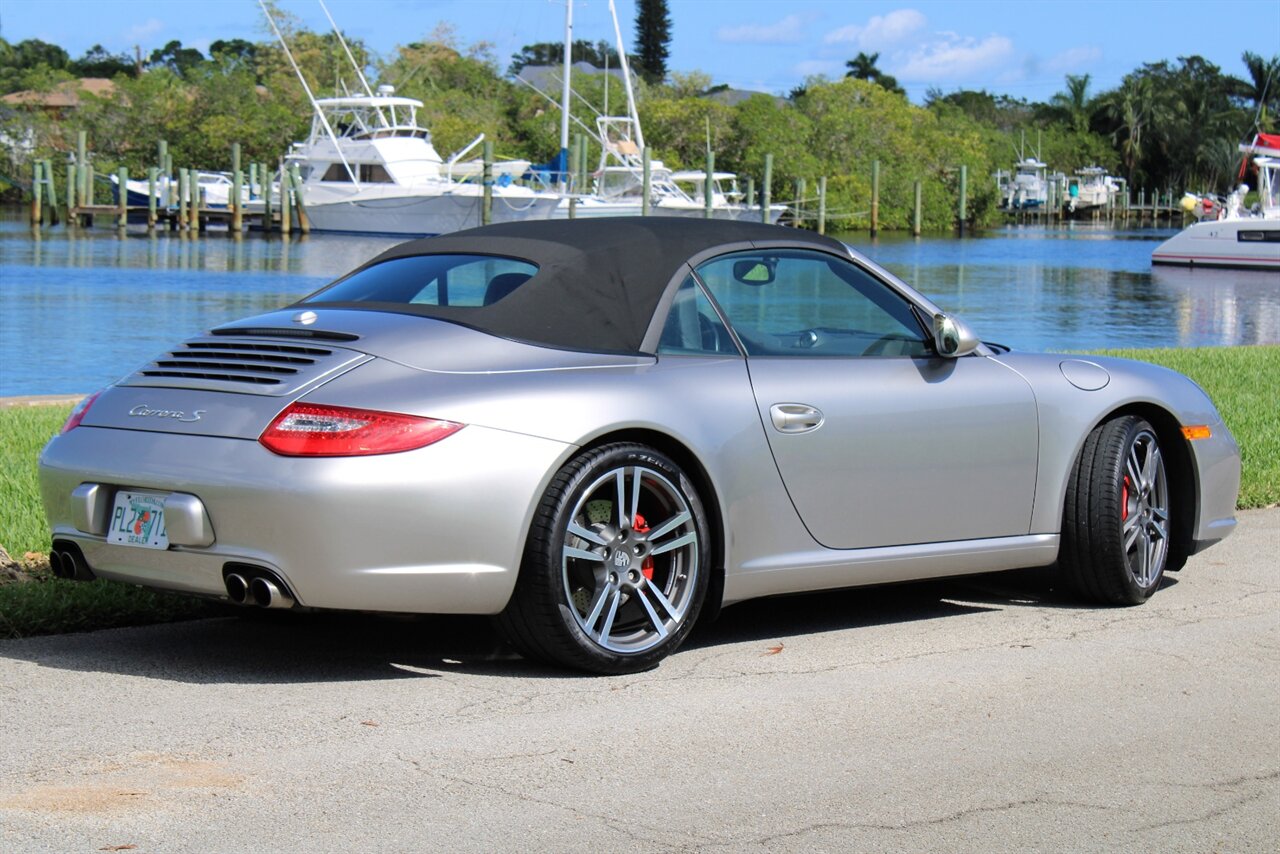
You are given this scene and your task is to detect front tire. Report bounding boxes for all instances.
[1060,415,1171,605]
[496,443,710,674]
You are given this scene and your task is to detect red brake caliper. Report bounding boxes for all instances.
[1121,476,1130,522]
[634,514,654,580]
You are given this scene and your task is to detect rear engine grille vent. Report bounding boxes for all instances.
[138,341,335,386]
[123,336,370,395]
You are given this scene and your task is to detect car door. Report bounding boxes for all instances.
[693,249,1039,550]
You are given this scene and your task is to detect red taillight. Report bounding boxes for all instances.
[259,403,463,457]
[60,391,102,434]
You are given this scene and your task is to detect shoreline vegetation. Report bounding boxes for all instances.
[1,344,1276,639]
[1,26,1276,231]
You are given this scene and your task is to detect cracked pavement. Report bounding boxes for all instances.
[1,509,1276,852]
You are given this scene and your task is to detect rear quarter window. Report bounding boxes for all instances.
[305,254,539,307]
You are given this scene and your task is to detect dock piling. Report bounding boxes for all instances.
[147,168,157,229]
[116,167,127,229]
[481,140,493,226]
[704,151,714,219]
[817,176,827,235]
[77,131,88,201]
[871,159,880,236]
[289,164,310,233]
[761,154,773,224]
[913,180,922,237]
[67,163,77,224]
[31,161,42,227]
[642,148,651,216]
[957,164,968,235]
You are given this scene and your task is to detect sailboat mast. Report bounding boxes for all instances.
[318,0,375,98]
[258,0,360,188]
[560,0,573,190]
[608,0,644,151]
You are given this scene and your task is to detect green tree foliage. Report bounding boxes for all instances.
[0,38,72,94]
[378,32,519,157]
[633,0,671,85]
[1228,51,1280,128]
[509,40,619,76]
[69,45,138,79]
[844,52,904,96]
[147,40,206,78]
[1048,74,1092,133]
[2,22,1272,228]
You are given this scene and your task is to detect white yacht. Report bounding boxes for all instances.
[543,0,783,223]
[996,157,1049,210]
[1065,166,1120,213]
[257,2,559,236]
[278,90,560,235]
[555,117,785,222]
[1152,133,1280,271]
[995,133,1050,210]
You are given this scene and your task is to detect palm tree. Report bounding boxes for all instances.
[1049,74,1092,133]
[1098,76,1155,184]
[1227,51,1280,129]
[844,51,905,96]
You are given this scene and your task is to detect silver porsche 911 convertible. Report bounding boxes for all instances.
[39,218,1240,673]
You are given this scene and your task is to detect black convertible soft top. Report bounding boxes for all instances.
[298,217,847,354]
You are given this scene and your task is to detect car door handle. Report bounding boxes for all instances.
[770,403,824,434]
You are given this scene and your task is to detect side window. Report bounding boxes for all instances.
[657,275,738,355]
[694,250,931,357]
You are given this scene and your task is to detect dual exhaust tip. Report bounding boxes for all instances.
[49,542,95,581]
[46,544,293,610]
[224,569,295,609]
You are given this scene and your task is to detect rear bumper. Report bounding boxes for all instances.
[39,424,571,614]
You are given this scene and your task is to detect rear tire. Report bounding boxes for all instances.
[1060,416,1171,605]
[495,443,709,674]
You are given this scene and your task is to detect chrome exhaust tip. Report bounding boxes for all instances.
[249,577,295,609]
[225,573,249,605]
[50,542,96,581]
[47,550,69,579]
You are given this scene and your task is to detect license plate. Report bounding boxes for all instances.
[108,491,170,549]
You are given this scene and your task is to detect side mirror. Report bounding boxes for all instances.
[933,313,980,358]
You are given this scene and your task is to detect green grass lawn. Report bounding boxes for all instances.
[0,405,218,638]
[1,344,1276,639]
[1085,345,1279,510]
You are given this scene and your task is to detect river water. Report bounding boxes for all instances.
[1,210,1276,397]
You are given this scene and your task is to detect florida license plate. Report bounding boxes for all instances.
[108,491,170,549]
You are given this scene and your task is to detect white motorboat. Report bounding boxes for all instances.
[112,171,248,208]
[543,0,783,223]
[997,157,1050,210]
[1152,133,1280,271]
[1065,166,1120,213]
[555,117,785,222]
[995,132,1050,210]
[257,2,559,236]
[271,91,560,236]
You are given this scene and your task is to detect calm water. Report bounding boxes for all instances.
[1,210,1277,396]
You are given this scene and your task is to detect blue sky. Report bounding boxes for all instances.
[2,0,1277,103]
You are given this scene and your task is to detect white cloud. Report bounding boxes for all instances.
[1045,46,1103,73]
[893,33,1015,81]
[717,15,804,45]
[823,9,926,48]
[125,18,165,42]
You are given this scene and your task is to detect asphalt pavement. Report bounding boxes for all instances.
[2,509,1277,852]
